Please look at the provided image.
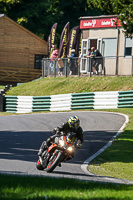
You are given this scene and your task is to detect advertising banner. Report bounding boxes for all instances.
[67,26,80,57]
[48,23,58,57]
[48,34,51,57]
[58,22,70,58]
[75,30,82,57]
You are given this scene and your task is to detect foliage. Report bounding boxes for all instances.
[87,0,133,37]
[0,0,101,43]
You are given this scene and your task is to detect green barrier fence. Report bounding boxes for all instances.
[5,90,133,113]
[118,90,133,108]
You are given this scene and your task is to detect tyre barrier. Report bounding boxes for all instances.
[5,90,133,113]
[0,93,4,112]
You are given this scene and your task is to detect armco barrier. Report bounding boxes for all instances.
[118,90,133,108]
[71,91,119,110]
[5,90,133,113]
[50,94,71,111]
[33,96,51,112]
[5,96,32,113]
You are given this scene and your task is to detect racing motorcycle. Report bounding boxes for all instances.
[36,132,76,173]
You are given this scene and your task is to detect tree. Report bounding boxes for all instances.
[0,0,102,42]
[87,0,133,37]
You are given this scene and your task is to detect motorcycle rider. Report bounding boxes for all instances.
[38,116,83,157]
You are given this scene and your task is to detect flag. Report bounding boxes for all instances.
[48,23,58,58]
[48,34,51,57]
[75,30,82,57]
[58,22,70,58]
[67,26,80,57]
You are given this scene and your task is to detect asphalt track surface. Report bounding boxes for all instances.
[0,111,133,184]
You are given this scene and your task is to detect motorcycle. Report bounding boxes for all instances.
[36,132,76,173]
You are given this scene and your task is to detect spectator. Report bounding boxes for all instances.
[91,47,102,74]
[58,58,64,76]
[85,48,92,58]
[50,45,58,75]
[68,49,77,75]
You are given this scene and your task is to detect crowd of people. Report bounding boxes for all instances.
[49,45,103,76]
[50,45,78,76]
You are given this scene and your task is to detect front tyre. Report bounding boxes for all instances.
[36,159,45,170]
[46,151,62,173]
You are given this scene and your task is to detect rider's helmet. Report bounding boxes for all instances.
[68,116,80,130]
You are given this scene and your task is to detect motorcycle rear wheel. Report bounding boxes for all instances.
[46,151,62,173]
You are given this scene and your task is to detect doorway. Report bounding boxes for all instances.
[89,39,97,49]
[81,38,99,73]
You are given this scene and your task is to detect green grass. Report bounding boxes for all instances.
[0,174,133,200]
[88,108,133,181]
[6,76,133,96]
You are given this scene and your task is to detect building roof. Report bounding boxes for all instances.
[0,14,5,18]
[0,14,48,45]
[79,15,118,20]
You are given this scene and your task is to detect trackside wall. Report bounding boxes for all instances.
[5,90,133,113]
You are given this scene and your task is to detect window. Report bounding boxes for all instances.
[81,40,88,56]
[102,38,117,57]
[34,54,46,69]
[124,37,132,56]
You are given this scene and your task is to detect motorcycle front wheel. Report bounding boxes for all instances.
[36,159,45,170]
[46,150,62,173]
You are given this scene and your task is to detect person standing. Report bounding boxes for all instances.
[50,45,58,75]
[90,47,102,74]
[68,49,77,75]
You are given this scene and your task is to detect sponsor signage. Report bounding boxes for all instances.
[67,26,80,57]
[58,22,70,58]
[48,23,58,57]
[80,17,122,29]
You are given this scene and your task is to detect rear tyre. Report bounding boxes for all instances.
[36,159,45,170]
[46,151,62,173]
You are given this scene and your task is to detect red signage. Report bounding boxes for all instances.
[80,17,122,29]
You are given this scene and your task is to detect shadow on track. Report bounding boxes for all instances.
[1,129,130,164]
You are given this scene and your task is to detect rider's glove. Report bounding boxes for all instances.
[76,140,82,149]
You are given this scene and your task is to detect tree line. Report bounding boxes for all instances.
[0,0,132,45]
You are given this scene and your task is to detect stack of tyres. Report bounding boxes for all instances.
[0,93,4,112]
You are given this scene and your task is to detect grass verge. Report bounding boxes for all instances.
[0,174,133,200]
[6,76,133,96]
[88,108,133,181]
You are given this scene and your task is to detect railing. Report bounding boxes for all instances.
[42,57,105,77]
[5,90,133,113]
[42,56,133,77]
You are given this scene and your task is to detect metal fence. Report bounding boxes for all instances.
[42,57,105,77]
[42,56,133,77]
